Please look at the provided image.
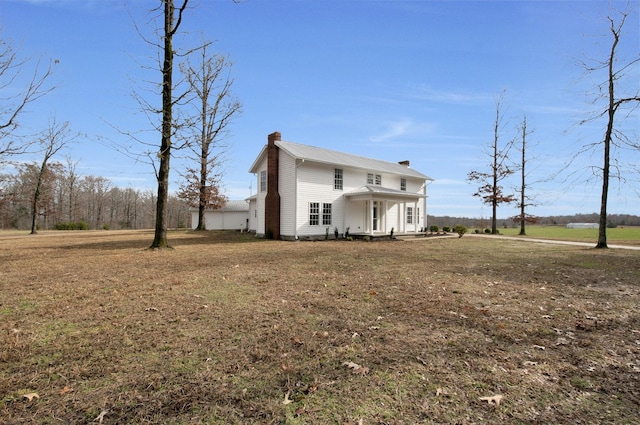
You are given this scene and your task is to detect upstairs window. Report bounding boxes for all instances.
[260,170,267,192]
[334,169,343,190]
[400,178,406,191]
[367,173,374,185]
[367,173,382,185]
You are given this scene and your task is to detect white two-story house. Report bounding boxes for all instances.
[248,132,434,240]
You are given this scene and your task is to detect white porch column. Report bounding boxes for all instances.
[414,201,418,233]
[383,200,388,234]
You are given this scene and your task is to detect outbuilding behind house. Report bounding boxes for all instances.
[190,200,250,231]
[566,223,598,229]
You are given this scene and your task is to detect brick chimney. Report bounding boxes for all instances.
[398,160,410,167]
[265,132,281,239]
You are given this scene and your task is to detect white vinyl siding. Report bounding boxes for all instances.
[278,152,297,236]
[254,157,268,235]
[190,210,248,230]
[295,162,345,237]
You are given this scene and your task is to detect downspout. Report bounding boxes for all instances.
[294,159,305,240]
[342,194,346,238]
[423,181,430,232]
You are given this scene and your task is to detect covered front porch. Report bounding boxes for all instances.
[344,185,426,237]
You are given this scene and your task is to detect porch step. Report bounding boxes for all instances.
[394,234,427,241]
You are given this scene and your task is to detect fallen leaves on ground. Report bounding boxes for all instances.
[94,409,108,423]
[479,394,504,406]
[283,391,293,405]
[59,386,73,395]
[343,361,370,375]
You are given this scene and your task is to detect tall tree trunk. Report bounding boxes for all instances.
[151,0,177,249]
[519,116,527,236]
[30,162,45,234]
[596,83,614,248]
[596,23,619,249]
[491,105,499,234]
[195,71,208,231]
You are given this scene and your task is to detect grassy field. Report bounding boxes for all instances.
[1,230,639,424]
[487,225,640,246]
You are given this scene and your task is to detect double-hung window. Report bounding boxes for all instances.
[310,202,331,226]
[407,206,413,224]
[367,173,382,185]
[334,169,343,190]
[400,178,406,191]
[322,203,332,225]
[309,202,320,226]
[260,170,267,192]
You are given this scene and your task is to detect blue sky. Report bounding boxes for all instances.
[1,0,638,218]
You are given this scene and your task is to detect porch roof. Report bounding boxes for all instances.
[344,185,425,202]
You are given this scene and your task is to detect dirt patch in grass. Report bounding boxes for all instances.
[1,230,639,424]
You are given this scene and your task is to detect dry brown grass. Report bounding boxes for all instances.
[1,230,639,424]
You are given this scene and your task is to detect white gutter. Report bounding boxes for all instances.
[294,159,305,240]
[423,180,431,231]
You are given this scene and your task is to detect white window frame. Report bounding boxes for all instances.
[407,206,413,224]
[322,203,332,225]
[367,173,382,185]
[400,178,406,191]
[334,169,343,190]
[309,202,320,226]
[260,170,267,192]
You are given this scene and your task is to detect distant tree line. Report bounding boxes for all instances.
[428,213,640,230]
[0,161,190,230]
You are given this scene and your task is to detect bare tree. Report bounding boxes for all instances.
[514,115,538,235]
[30,119,76,234]
[0,161,190,230]
[578,6,640,248]
[177,44,241,230]
[0,37,56,160]
[467,93,516,234]
[63,156,80,222]
[150,0,190,249]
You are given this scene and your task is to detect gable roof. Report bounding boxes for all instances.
[218,200,249,211]
[188,200,249,212]
[249,139,433,180]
